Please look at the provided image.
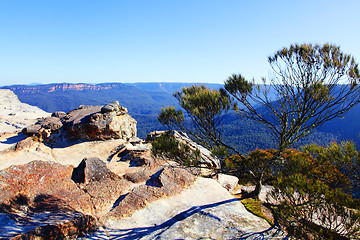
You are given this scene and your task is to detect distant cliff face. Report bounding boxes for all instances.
[5,83,127,94]
[3,82,224,94]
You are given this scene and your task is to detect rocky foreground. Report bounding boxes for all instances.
[0,91,282,239]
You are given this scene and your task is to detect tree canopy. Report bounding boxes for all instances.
[224,43,360,153]
[158,84,239,156]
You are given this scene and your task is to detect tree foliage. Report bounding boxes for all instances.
[225,142,360,238]
[270,174,360,239]
[267,142,360,239]
[158,84,239,156]
[225,149,277,196]
[151,131,201,167]
[224,43,360,153]
[302,141,360,195]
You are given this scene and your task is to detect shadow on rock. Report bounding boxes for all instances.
[0,194,97,239]
[86,198,283,240]
[0,132,28,145]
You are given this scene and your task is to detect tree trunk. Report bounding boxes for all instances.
[252,178,262,199]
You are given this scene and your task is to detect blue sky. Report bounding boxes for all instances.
[0,0,359,86]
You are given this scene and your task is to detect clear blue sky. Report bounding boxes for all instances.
[1,0,359,86]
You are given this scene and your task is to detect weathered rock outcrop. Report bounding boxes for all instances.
[0,154,198,238]
[0,89,50,135]
[104,166,196,220]
[72,157,131,215]
[0,161,93,214]
[0,195,97,239]
[217,173,239,193]
[63,102,136,140]
[0,160,99,238]
[23,101,137,141]
[87,177,276,240]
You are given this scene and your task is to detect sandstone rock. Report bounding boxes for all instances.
[0,195,97,239]
[72,157,119,184]
[123,170,153,183]
[217,173,239,193]
[22,116,62,140]
[63,104,137,141]
[13,137,35,151]
[106,185,166,219]
[88,177,275,240]
[0,160,93,214]
[22,124,42,135]
[146,130,168,142]
[158,167,197,196]
[101,101,127,114]
[118,148,156,168]
[40,117,63,130]
[22,102,137,141]
[0,90,50,135]
[104,166,196,220]
[111,144,164,185]
[72,157,131,215]
[12,214,96,240]
[51,111,67,118]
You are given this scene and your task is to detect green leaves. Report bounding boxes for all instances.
[151,131,200,167]
[158,84,239,157]
[158,106,184,126]
[224,43,360,153]
[271,174,360,239]
[174,84,233,120]
[268,142,360,239]
[224,74,253,96]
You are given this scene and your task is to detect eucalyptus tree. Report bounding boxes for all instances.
[224,43,360,154]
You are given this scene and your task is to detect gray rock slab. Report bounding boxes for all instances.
[84,177,272,239]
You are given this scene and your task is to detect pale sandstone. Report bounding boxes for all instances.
[0,89,49,135]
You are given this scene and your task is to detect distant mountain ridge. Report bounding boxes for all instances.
[3,82,223,94]
[7,83,122,93]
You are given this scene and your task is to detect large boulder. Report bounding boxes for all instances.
[23,101,137,141]
[71,157,131,215]
[63,102,136,141]
[217,173,239,193]
[0,160,93,214]
[1,195,96,239]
